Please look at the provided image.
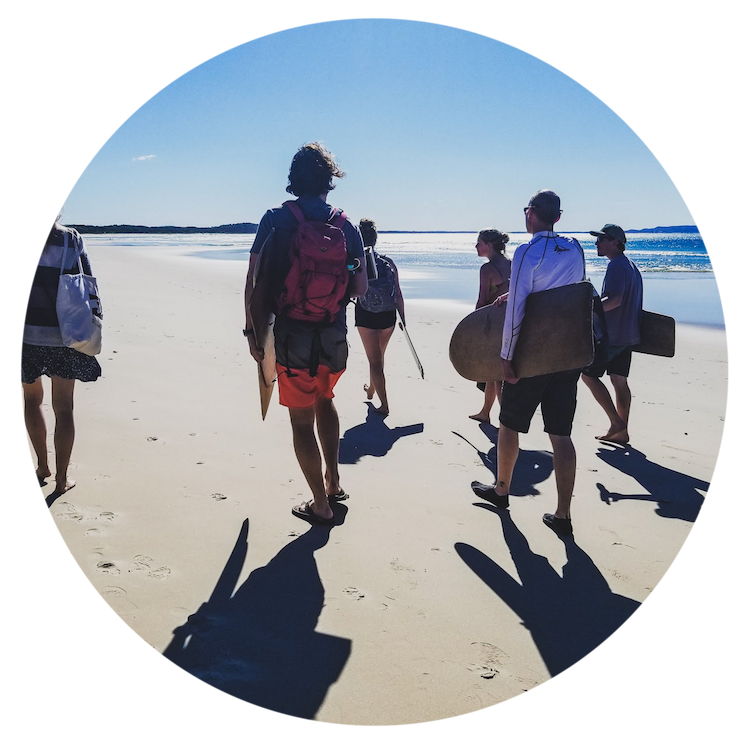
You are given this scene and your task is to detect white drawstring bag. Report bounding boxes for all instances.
[56,231,103,356]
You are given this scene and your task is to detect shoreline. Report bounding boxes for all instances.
[33,241,726,725]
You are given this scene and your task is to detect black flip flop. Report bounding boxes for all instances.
[327,490,349,503]
[292,500,336,526]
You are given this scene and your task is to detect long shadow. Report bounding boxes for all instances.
[338,403,424,464]
[164,513,351,719]
[453,430,553,497]
[595,442,708,522]
[456,506,640,677]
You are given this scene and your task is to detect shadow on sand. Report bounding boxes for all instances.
[595,442,708,522]
[456,505,640,677]
[164,513,351,719]
[338,403,423,464]
[454,427,553,497]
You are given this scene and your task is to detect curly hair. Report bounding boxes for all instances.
[478,228,509,256]
[359,217,378,247]
[286,142,346,197]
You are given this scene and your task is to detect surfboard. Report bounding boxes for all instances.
[398,309,424,379]
[633,311,675,357]
[248,229,278,420]
[449,282,595,382]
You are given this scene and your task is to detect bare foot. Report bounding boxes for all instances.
[596,428,630,444]
[363,383,374,400]
[469,413,490,423]
[54,476,77,494]
[374,404,389,416]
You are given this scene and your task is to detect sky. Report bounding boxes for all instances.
[61,19,692,233]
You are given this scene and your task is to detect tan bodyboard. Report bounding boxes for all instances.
[449,282,595,381]
[633,311,675,357]
[248,233,278,420]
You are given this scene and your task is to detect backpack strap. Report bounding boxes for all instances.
[283,200,305,224]
[329,208,347,229]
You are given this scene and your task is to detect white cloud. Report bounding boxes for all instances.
[132,154,156,162]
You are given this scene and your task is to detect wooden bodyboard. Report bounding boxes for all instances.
[248,231,278,419]
[449,282,595,382]
[633,311,675,357]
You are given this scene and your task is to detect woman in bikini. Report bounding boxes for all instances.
[469,229,511,424]
[355,217,405,416]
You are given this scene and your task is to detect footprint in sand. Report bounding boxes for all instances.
[99,511,117,521]
[390,559,421,589]
[127,555,170,578]
[343,587,365,600]
[211,493,227,501]
[84,528,102,537]
[96,561,121,575]
[146,436,159,442]
[55,502,83,522]
[468,641,508,679]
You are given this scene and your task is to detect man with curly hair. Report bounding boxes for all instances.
[244,143,367,525]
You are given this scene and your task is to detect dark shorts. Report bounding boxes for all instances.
[499,368,581,436]
[274,317,348,408]
[583,345,633,379]
[354,304,397,330]
[22,343,101,384]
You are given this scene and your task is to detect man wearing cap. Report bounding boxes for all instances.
[471,189,586,537]
[582,224,643,444]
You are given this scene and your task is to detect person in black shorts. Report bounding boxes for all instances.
[581,224,643,444]
[471,190,586,537]
[355,218,405,416]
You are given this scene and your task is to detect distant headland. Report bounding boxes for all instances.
[624,225,699,234]
[70,222,259,234]
[70,223,699,235]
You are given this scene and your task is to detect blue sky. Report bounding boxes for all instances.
[63,19,693,232]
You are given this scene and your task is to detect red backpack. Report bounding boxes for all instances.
[274,200,350,324]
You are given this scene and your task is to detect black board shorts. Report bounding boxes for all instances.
[583,345,633,379]
[499,368,581,436]
[354,304,397,330]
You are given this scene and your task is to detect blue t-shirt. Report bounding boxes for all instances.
[602,253,643,347]
[250,196,364,332]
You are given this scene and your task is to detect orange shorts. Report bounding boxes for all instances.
[276,364,345,409]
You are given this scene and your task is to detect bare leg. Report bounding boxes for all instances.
[23,378,51,483]
[50,376,76,493]
[495,423,519,494]
[288,405,333,520]
[548,433,576,518]
[314,395,343,497]
[610,374,632,432]
[470,380,498,423]
[358,325,394,415]
[581,373,628,442]
[471,421,517,506]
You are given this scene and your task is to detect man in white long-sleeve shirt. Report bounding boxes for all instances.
[472,190,586,537]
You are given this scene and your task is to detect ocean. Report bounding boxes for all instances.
[83,231,724,327]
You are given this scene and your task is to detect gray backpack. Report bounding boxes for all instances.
[359,253,397,313]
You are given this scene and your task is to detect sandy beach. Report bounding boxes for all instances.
[24,242,726,725]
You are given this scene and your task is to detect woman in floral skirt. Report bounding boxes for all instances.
[22,220,101,496]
